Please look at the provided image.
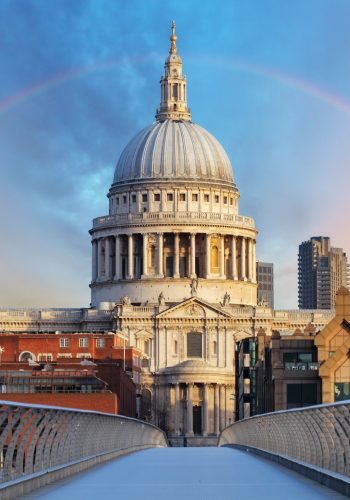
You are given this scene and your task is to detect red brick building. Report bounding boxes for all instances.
[0,332,142,417]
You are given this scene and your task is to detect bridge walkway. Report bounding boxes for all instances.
[20,447,346,499]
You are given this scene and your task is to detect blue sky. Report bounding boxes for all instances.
[1,0,349,308]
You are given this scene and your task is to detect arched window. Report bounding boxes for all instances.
[19,351,35,362]
[187,332,202,358]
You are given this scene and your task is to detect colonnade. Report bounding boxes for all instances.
[92,232,256,282]
[169,382,231,436]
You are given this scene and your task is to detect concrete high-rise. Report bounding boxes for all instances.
[298,237,349,309]
[256,262,274,308]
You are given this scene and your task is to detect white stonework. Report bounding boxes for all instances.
[0,23,335,444]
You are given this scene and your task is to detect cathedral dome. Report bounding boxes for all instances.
[112,119,234,185]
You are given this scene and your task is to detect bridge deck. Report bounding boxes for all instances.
[22,447,345,499]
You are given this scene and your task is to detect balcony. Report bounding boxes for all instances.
[92,211,255,229]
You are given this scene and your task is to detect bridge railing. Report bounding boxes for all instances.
[0,401,167,488]
[218,400,350,477]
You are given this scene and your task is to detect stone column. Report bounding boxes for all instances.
[205,234,211,278]
[246,238,252,281]
[252,240,256,282]
[173,233,180,278]
[105,237,111,280]
[241,237,246,280]
[142,233,148,277]
[230,236,237,279]
[158,233,164,277]
[174,383,180,435]
[114,235,121,280]
[92,240,97,282]
[190,233,196,278]
[202,383,209,436]
[214,384,220,435]
[219,385,226,431]
[127,234,133,279]
[97,238,103,280]
[186,383,194,436]
[220,235,225,278]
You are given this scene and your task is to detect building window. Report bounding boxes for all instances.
[96,338,106,348]
[79,338,89,348]
[286,383,318,409]
[283,352,314,370]
[77,353,92,359]
[223,196,228,204]
[59,338,69,348]
[334,383,350,402]
[179,193,186,202]
[167,193,173,202]
[192,193,198,202]
[204,194,210,203]
[174,340,178,354]
[230,197,233,205]
[213,340,217,355]
[131,194,136,203]
[154,193,160,202]
[215,195,219,203]
[38,354,53,362]
[123,195,127,204]
[142,193,148,202]
[187,332,202,358]
[116,197,119,206]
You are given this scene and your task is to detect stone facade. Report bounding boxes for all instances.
[315,286,350,402]
[0,24,336,444]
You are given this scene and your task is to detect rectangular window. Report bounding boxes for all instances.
[179,193,186,202]
[131,194,136,203]
[215,195,220,203]
[96,338,106,348]
[230,197,233,205]
[174,340,178,354]
[79,338,89,348]
[287,383,318,409]
[223,196,228,204]
[123,195,127,204]
[192,193,198,202]
[154,193,160,202]
[142,193,148,202]
[38,354,52,362]
[204,194,210,203]
[167,193,173,202]
[116,197,119,206]
[187,333,202,358]
[59,338,69,348]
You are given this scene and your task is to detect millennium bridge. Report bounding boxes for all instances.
[0,401,349,499]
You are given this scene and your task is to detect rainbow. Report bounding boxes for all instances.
[1,53,350,115]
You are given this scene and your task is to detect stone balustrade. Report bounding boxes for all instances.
[93,211,255,229]
[218,401,350,477]
[0,401,167,497]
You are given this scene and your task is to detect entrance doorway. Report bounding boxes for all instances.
[193,405,202,435]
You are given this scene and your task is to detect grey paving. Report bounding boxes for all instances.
[22,447,346,499]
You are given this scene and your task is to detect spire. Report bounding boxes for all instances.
[155,21,191,122]
[169,20,177,54]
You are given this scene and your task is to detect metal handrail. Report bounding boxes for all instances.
[218,400,350,477]
[0,400,168,484]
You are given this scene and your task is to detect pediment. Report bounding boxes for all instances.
[134,328,153,339]
[156,297,233,320]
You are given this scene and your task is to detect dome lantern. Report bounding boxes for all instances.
[155,21,192,122]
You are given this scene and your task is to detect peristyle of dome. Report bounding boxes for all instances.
[113,120,234,185]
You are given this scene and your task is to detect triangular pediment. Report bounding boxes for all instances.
[156,297,233,320]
